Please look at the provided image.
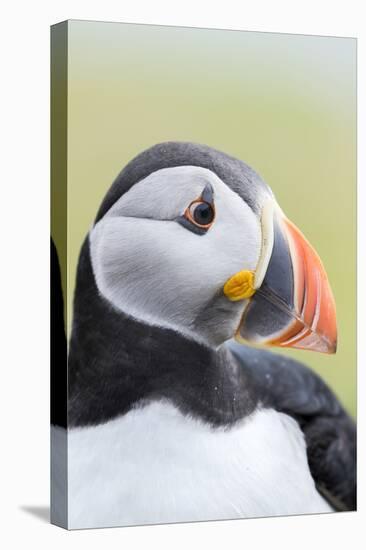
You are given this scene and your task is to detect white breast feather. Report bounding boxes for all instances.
[60,402,333,529]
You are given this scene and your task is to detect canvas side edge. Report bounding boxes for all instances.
[50,20,69,530]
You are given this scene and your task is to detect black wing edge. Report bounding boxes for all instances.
[51,238,67,428]
[227,341,357,511]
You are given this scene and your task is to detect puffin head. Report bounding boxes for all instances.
[89,142,337,353]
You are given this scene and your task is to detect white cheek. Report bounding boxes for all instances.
[89,166,262,342]
[90,208,260,342]
[90,218,209,333]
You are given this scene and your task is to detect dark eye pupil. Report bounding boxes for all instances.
[193,202,214,226]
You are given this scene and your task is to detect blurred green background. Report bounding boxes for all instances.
[64,21,356,416]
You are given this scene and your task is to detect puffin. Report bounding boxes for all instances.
[51,142,356,529]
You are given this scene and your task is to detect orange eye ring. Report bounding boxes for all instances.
[184,200,216,229]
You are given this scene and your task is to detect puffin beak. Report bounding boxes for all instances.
[232,202,337,354]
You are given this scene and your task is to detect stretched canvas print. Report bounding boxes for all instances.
[51,20,357,530]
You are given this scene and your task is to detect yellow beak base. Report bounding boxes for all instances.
[223,270,256,302]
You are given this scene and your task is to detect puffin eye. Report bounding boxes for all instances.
[185,201,215,228]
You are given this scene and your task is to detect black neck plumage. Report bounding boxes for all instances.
[67,238,259,428]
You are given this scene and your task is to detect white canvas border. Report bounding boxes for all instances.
[0,1,363,549]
